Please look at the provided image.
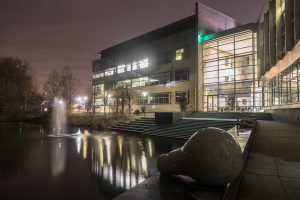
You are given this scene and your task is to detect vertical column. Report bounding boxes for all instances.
[264,12,270,71]
[285,0,294,51]
[258,22,265,75]
[269,0,276,66]
[276,0,283,60]
[295,0,300,41]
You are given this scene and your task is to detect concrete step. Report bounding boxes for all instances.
[188,112,273,120]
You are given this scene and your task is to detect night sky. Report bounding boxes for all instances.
[0,0,264,92]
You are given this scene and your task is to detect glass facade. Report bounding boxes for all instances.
[201,30,262,112]
[264,59,300,107]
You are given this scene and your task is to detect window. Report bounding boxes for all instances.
[94,84,104,94]
[132,77,148,87]
[93,70,105,79]
[105,67,115,76]
[149,93,170,104]
[132,58,149,70]
[140,58,149,69]
[117,79,131,88]
[126,63,131,71]
[104,81,116,90]
[117,65,126,74]
[137,95,148,105]
[148,72,171,85]
[175,48,184,60]
[176,91,189,104]
[156,51,172,65]
[175,69,189,81]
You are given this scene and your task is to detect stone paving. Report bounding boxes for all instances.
[237,121,300,200]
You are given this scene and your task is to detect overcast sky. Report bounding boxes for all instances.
[0,0,265,92]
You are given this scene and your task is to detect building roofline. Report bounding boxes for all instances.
[201,23,258,43]
[99,15,196,57]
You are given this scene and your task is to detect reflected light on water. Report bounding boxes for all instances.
[90,133,157,191]
[51,139,66,178]
[82,135,88,160]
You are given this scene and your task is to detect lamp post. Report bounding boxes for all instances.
[142,92,148,117]
[84,96,88,112]
[108,94,111,114]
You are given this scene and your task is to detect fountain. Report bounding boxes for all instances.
[51,97,67,136]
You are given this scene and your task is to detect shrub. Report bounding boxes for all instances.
[134,109,140,115]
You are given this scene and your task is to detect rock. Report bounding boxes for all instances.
[156,127,243,187]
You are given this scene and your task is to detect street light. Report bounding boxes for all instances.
[142,92,148,117]
[107,94,111,114]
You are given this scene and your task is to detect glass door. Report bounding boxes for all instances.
[207,95,218,112]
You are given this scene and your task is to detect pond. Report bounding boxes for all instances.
[0,123,185,200]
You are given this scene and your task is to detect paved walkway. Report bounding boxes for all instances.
[237,121,300,200]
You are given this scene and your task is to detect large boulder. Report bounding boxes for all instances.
[156,127,243,187]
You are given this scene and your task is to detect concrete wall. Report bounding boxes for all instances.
[266,108,300,122]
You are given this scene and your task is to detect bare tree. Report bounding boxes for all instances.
[43,66,79,111]
[43,69,62,101]
[0,57,35,115]
[60,66,78,106]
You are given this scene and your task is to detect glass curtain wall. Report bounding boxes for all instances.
[264,59,300,107]
[202,30,262,112]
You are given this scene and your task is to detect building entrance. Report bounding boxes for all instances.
[207,95,218,112]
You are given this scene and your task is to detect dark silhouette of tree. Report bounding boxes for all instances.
[0,57,36,115]
[43,66,79,110]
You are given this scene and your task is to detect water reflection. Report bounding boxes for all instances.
[89,133,158,191]
[50,138,67,178]
[0,123,184,199]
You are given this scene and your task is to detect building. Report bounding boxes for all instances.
[92,15,198,114]
[198,24,261,112]
[92,3,239,114]
[92,1,300,121]
[258,0,300,120]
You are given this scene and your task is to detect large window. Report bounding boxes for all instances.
[149,93,170,104]
[117,79,131,88]
[117,65,126,74]
[175,69,189,81]
[266,59,300,107]
[104,81,116,90]
[94,84,104,95]
[93,70,104,79]
[148,72,170,85]
[132,58,149,70]
[105,67,116,76]
[202,30,262,112]
[132,77,148,88]
[137,95,148,105]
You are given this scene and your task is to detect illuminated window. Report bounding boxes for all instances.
[175,48,184,61]
[148,72,170,85]
[149,93,170,104]
[132,77,148,87]
[92,70,104,79]
[95,84,104,94]
[132,61,138,70]
[105,67,115,76]
[117,79,131,88]
[132,58,149,70]
[137,95,148,105]
[117,65,126,73]
[126,63,131,71]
